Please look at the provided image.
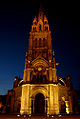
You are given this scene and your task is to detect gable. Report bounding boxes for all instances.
[31,56,49,68]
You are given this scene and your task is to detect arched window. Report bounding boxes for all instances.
[39,38,41,47]
[44,21,47,24]
[34,21,37,25]
[35,39,37,48]
[33,27,36,32]
[33,27,34,31]
[34,27,36,31]
[39,24,41,31]
[45,26,48,31]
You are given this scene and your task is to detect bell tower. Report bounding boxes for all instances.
[23,6,57,84]
[28,7,52,59]
[6,5,73,116]
[20,7,59,115]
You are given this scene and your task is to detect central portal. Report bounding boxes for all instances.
[35,93,45,114]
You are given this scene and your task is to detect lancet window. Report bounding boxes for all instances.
[39,24,41,31]
[45,26,48,31]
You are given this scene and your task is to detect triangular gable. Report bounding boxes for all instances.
[31,55,49,68]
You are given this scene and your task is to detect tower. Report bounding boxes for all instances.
[23,7,57,84]
[8,6,73,115]
[20,8,59,115]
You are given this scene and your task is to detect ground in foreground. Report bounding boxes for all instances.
[0,114,80,119]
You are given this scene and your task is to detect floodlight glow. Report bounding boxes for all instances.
[17,114,20,117]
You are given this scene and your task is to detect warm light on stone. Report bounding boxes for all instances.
[38,67,42,71]
[7,6,73,116]
[66,107,70,114]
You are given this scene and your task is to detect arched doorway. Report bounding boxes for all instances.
[35,93,45,114]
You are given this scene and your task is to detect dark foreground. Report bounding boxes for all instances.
[0,114,80,119]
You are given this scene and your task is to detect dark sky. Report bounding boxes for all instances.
[0,0,80,95]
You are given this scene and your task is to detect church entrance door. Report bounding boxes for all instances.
[35,93,45,114]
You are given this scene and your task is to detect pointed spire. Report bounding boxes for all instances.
[44,15,48,24]
[33,16,37,24]
[44,15,47,21]
[38,4,44,21]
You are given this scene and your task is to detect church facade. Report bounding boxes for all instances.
[6,8,74,115]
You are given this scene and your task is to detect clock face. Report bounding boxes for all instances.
[38,67,42,71]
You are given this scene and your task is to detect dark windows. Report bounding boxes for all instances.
[45,26,48,31]
[39,24,41,31]
[35,39,37,48]
[39,38,41,47]
[33,27,36,32]
[34,22,37,25]
[44,21,47,24]
[43,38,45,47]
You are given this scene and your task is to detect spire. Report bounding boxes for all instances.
[38,4,44,21]
[33,16,37,24]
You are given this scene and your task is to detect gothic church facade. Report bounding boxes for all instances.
[7,8,73,115]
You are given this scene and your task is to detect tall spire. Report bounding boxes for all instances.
[38,4,44,21]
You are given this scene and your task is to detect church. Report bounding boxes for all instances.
[6,7,74,115]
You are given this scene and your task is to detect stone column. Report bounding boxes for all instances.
[32,99,35,114]
[52,68,57,82]
[69,96,73,114]
[29,98,32,115]
[20,84,30,115]
[23,68,31,82]
[49,84,59,115]
[48,33,52,50]
[49,67,52,82]
[49,84,54,114]
[45,99,47,114]
[47,98,49,114]
[26,68,31,82]
[23,69,27,82]
[53,85,59,115]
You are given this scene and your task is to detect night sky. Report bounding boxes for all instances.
[0,0,80,95]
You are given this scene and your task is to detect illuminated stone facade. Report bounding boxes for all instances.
[7,8,74,115]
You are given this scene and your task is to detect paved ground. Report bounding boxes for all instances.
[0,114,80,119]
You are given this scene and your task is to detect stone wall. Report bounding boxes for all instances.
[14,86,22,112]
